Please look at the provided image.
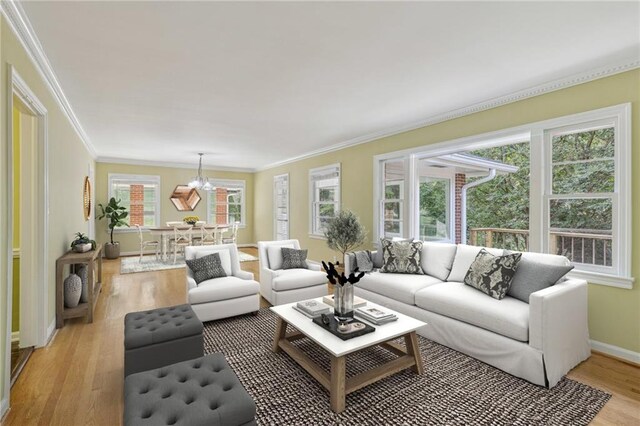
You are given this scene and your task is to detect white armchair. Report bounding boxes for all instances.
[257,239,328,306]
[185,244,260,322]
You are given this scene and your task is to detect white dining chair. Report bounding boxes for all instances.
[221,222,240,244]
[199,225,217,246]
[171,225,193,263]
[135,224,160,262]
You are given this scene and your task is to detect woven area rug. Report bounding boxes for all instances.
[203,309,610,425]
[120,251,258,274]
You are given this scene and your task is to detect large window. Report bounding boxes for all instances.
[309,164,340,237]
[207,179,246,226]
[108,174,161,227]
[274,174,289,240]
[373,104,632,288]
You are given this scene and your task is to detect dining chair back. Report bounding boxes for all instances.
[135,224,160,262]
[221,222,240,244]
[199,225,217,245]
[171,225,193,263]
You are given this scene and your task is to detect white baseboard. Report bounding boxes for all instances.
[10,332,19,343]
[238,243,257,248]
[44,318,57,346]
[1,397,9,421]
[590,339,640,365]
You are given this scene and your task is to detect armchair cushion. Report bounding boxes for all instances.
[188,276,260,304]
[271,268,327,291]
[186,253,227,284]
[267,243,295,270]
[281,248,308,269]
[192,247,232,275]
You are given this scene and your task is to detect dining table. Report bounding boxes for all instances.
[148,225,230,262]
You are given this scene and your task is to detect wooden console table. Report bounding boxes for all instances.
[55,244,103,328]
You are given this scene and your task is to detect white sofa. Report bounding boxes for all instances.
[185,244,260,322]
[258,239,328,305]
[345,242,591,388]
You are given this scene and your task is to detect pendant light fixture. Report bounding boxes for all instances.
[188,153,212,190]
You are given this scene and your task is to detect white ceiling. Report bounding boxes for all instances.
[19,1,640,170]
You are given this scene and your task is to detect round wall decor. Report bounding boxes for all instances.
[83,176,92,221]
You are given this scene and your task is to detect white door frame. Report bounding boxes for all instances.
[273,173,289,240]
[3,66,49,412]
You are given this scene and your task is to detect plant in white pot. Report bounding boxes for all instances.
[324,209,367,265]
[97,197,129,259]
[70,232,96,253]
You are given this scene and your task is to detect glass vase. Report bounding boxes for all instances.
[334,283,354,320]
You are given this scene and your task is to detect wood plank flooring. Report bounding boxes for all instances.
[2,247,638,425]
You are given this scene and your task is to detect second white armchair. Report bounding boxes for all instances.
[257,239,328,306]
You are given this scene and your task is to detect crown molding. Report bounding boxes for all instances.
[1,0,97,158]
[96,156,255,174]
[256,57,640,172]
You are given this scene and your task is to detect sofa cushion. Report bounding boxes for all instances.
[415,282,529,341]
[188,276,259,304]
[380,239,424,274]
[272,268,327,291]
[281,247,308,269]
[507,252,573,303]
[267,243,295,270]
[421,242,457,281]
[186,253,227,284]
[447,244,503,282]
[358,271,444,305]
[464,249,522,300]
[193,248,232,276]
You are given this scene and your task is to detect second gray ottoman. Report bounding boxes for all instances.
[124,353,257,426]
[125,304,204,376]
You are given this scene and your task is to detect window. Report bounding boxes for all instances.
[207,179,246,226]
[108,174,160,227]
[373,104,632,288]
[309,164,340,236]
[274,174,289,240]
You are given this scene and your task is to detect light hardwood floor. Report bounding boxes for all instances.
[2,247,638,425]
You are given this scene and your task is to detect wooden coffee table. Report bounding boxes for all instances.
[270,298,426,413]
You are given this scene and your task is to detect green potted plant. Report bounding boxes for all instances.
[97,197,129,259]
[324,210,367,264]
[70,232,96,253]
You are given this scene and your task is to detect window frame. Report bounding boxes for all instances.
[273,173,289,240]
[206,179,246,227]
[373,103,632,289]
[107,173,161,231]
[309,163,341,238]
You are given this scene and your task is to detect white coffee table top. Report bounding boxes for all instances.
[270,297,427,357]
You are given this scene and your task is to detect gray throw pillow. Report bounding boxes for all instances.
[508,259,574,303]
[380,239,424,274]
[464,249,522,300]
[281,247,308,269]
[186,252,227,284]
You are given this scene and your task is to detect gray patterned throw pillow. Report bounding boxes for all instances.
[186,253,227,284]
[464,249,522,300]
[281,248,308,269]
[380,239,424,274]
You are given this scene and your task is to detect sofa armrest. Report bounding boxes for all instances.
[307,260,322,271]
[186,275,197,290]
[529,278,591,387]
[235,270,254,281]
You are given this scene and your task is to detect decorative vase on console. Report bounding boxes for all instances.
[322,261,364,321]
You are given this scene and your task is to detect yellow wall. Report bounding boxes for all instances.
[254,69,640,353]
[94,163,254,253]
[0,15,95,403]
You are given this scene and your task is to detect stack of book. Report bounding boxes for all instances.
[355,306,398,325]
[293,300,331,318]
[322,294,367,309]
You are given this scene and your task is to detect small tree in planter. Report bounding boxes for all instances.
[97,197,129,259]
[324,210,367,264]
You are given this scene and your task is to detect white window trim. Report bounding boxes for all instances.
[309,163,341,238]
[206,179,247,227]
[107,173,161,231]
[273,173,289,240]
[373,103,633,289]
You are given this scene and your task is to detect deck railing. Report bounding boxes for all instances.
[468,227,612,267]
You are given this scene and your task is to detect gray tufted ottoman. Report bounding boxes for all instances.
[124,353,256,426]
[125,304,204,376]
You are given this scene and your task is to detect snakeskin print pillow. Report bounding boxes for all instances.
[464,249,522,300]
[186,252,227,284]
[380,239,424,274]
[281,248,308,269]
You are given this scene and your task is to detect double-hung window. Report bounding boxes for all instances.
[274,174,289,240]
[380,159,405,238]
[309,164,340,237]
[108,174,160,227]
[207,179,246,226]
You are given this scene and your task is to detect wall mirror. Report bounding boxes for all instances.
[170,185,201,211]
